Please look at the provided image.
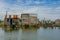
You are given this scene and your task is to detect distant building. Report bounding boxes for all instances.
[41,20,53,24]
[4,13,19,27]
[4,12,39,27]
[21,13,39,26]
[55,19,60,26]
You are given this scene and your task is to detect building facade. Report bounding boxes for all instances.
[21,14,30,25]
[21,13,39,27]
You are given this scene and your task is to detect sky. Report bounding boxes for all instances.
[0,0,60,20]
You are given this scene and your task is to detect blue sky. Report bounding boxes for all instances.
[0,0,60,20]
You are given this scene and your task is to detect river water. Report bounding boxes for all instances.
[0,27,60,40]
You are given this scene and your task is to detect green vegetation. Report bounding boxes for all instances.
[0,20,4,27]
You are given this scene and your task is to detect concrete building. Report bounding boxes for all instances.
[21,14,29,26]
[21,13,39,27]
[29,14,39,25]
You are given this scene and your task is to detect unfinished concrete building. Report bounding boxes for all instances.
[21,14,30,26]
[21,13,39,27]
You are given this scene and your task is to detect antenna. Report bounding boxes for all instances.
[5,11,8,18]
[6,11,7,15]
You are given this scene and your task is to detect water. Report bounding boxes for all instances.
[0,27,60,40]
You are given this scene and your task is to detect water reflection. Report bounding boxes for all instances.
[4,31,19,40]
[21,28,38,40]
[3,27,38,40]
[58,27,60,29]
[40,27,57,29]
[0,27,60,40]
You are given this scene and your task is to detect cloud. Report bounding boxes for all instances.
[0,0,60,20]
[23,6,60,20]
